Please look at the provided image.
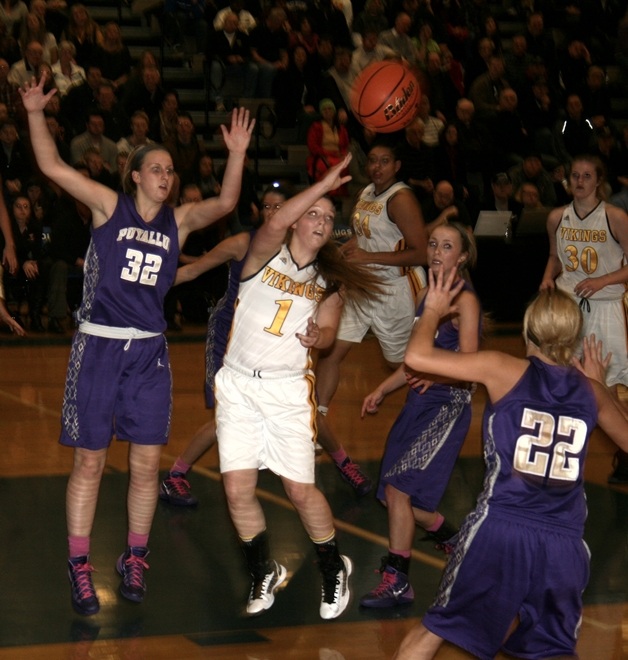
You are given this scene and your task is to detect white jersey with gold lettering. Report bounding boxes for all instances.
[224,243,325,374]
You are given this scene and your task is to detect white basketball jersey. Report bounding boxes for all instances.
[225,244,326,373]
[556,201,626,301]
[352,181,415,281]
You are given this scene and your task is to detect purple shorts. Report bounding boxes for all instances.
[423,512,589,659]
[59,332,172,448]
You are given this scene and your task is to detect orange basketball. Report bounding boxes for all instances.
[350,61,421,133]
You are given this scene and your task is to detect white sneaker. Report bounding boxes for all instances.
[320,555,352,620]
[246,560,287,615]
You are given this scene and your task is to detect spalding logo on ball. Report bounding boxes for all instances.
[350,61,421,133]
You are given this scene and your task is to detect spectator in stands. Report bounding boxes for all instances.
[423,51,461,121]
[0,0,28,41]
[320,46,354,115]
[524,13,557,86]
[453,97,492,205]
[0,16,21,66]
[288,16,319,57]
[52,40,85,96]
[62,3,103,68]
[46,169,92,333]
[8,40,44,86]
[397,118,435,201]
[94,22,131,94]
[518,181,543,209]
[195,151,221,199]
[44,111,71,164]
[272,45,318,135]
[122,64,165,127]
[421,179,472,232]
[378,12,419,67]
[306,98,350,197]
[309,0,353,50]
[553,93,596,164]
[416,94,445,148]
[207,11,258,112]
[482,171,523,215]
[164,111,202,188]
[19,12,58,64]
[579,65,613,132]
[557,39,593,100]
[0,119,30,199]
[94,81,128,143]
[150,89,178,143]
[491,87,529,170]
[213,0,256,35]
[0,58,20,119]
[350,27,394,80]
[503,34,534,96]
[508,152,557,207]
[468,55,510,124]
[518,75,559,159]
[61,64,102,137]
[593,126,623,194]
[353,0,388,38]
[81,147,115,188]
[465,36,496,88]
[249,7,289,98]
[70,108,118,172]
[30,0,67,44]
[414,22,441,70]
[116,110,155,154]
[433,123,468,201]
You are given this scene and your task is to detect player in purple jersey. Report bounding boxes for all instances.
[20,74,254,616]
[160,185,291,506]
[394,270,628,660]
[359,221,480,609]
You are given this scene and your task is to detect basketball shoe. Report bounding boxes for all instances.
[68,556,100,616]
[116,546,149,602]
[159,472,199,506]
[320,555,352,619]
[336,457,372,496]
[359,565,414,608]
[425,519,459,554]
[247,560,287,615]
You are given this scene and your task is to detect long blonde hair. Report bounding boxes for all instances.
[523,289,582,366]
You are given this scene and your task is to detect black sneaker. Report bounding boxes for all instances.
[68,556,100,616]
[336,457,372,496]
[116,546,149,602]
[320,555,352,619]
[425,520,459,554]
[159,472,199,506]
[246,560,287,615]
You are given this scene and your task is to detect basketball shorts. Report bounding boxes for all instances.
[423,512,589,660]
[215,364,317,483]
[59,332,172,449]
[336,274,416,364]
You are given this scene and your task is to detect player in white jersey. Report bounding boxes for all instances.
[215,155,383,620]
[20,74,254,616]
[540,154,628,482]
[314,141,427,496]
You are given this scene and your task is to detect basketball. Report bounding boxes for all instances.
[350,61,421,133]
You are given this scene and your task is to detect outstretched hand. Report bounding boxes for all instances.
[296,316,320,348]
[423,267,465,319]
[320,152,352,193]
[220,107,255,155]
[573,334,611,384]
[18,72,57,113]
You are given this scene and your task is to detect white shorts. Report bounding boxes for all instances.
[215,365,317,482]
[337,272,422,364]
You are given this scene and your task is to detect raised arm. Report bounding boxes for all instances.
[242,154,353,278]
[405,267,527,402]
[175,107,255,241]
[175,232,251,285]
[19,75,117,227]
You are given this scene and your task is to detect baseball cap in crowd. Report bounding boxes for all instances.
[492,172,511,185]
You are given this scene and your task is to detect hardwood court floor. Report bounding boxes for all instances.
[0,327,627,659]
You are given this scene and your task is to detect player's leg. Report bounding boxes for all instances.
[66,446,108,616]
[116,442,162,603]
[316,339,373,494]
[281,476,352,620]
[393,624,444,660]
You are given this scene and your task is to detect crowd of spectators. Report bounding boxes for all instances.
[0,0,628,334]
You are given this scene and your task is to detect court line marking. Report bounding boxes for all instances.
[162,452,446,571]
[0,388,60,416]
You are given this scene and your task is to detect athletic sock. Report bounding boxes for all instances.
[330,448,349,467]
[128,531,149,548]
[425,513,445,533]
[68,535,90,558]
[171,457,191,475]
